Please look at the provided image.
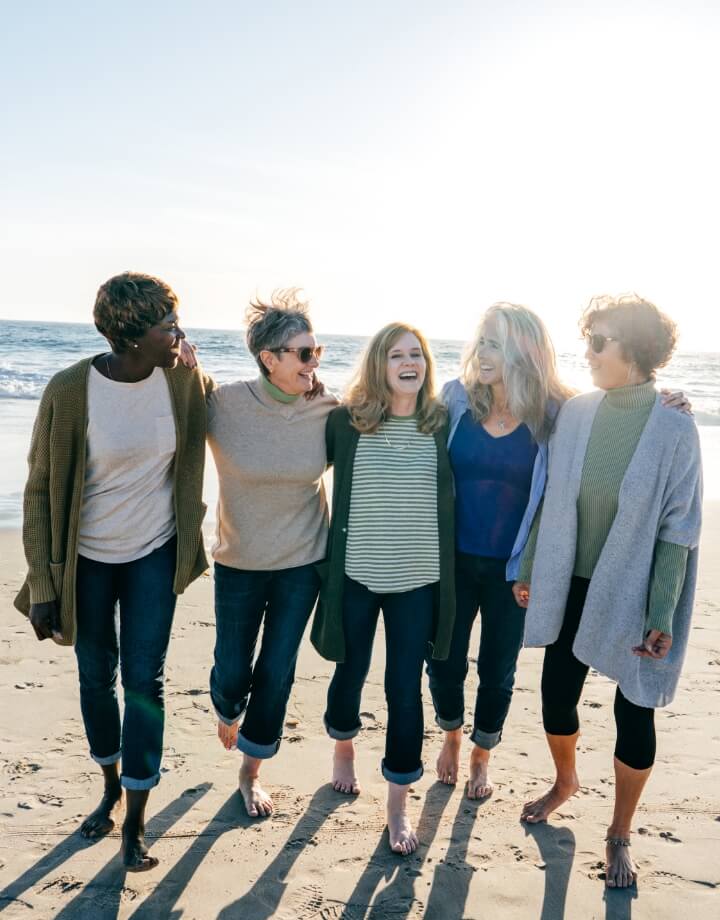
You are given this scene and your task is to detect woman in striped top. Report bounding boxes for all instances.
[311,322,455,855]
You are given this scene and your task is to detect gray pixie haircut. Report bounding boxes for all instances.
[245,288,314,377]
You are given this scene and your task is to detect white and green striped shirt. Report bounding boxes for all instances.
[345,416,440,593]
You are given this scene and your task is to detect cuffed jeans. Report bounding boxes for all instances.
[324,576,435,785]
[427,553,525,750]
[210,561,320,759]
[74,537,177,790]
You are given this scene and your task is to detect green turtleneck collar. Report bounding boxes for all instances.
[261,375,300,404]
[604,380,656,409]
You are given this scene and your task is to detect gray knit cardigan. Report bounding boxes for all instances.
[524,389,703,708]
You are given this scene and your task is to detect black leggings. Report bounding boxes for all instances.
[540,577,656,771]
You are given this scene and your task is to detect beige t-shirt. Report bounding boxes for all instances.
[78,365,177,563]
[207,378,338,570]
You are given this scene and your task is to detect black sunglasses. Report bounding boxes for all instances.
[271,345,325,363]
[585,333,620,354]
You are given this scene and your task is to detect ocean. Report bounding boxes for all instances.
[1,319,718,526]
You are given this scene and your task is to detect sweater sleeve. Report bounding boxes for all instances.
[517,499,542,583]
[645,540,688,637]
[22,390,56,604]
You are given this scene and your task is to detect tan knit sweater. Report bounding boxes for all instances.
[14,357,215,645]
[207,378,339,571]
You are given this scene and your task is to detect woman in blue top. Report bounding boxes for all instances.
[428,303,574,798]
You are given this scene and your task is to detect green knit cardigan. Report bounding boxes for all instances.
[14,357,215,646]
[310,406,456,663]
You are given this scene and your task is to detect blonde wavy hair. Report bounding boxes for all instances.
[462,303,574,440]
[346,322,447,434]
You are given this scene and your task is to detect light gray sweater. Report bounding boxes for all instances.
[523,389,702,708]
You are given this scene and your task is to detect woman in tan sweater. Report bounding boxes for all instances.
[206,290,338,818]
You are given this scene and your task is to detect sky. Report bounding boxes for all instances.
[1,1,719,351]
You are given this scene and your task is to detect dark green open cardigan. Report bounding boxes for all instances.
[310,406,456,663]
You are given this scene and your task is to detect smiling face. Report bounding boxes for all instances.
[473,321,506,387]
[385,331,427,401]
[585,318,637,390]
[262,331,320,395]
[133,310,186,368]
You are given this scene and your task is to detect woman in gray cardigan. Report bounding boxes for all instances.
[514,294,702,889]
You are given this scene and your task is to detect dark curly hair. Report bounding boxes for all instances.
[245,288,313,377]
[580,293,678,378]
[94,272,179,353]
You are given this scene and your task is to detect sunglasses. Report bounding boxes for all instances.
[585,333,620,354]
[271,345,325,363]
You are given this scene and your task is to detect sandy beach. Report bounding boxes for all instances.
[1,506,718,920]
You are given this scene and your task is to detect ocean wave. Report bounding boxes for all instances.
[0,381,45,399]
[694,411,720,427]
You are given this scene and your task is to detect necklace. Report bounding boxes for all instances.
[105,354,115,381]
[382,422,414,451]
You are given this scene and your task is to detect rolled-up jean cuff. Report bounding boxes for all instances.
[435,714,463,732]
[381,760,423,786]
[470,727,502,750]
[236,731,280,760]
[324,715,361,741]
[121,772,160,791]
[91,750,121,767]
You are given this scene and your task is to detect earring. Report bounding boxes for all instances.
[132,342,139,350]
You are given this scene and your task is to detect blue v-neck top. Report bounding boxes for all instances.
[449,409,538,559]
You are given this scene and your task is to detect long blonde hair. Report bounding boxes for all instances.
[346,322,447,434]
[462,303,573,439]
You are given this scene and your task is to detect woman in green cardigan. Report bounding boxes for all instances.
[15,273,213,872]
[311,322,455,856]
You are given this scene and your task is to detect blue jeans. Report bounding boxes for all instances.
[324,576,435,785]
[74,537,177,790]
[210,561,320,759]
[427,553,525,749]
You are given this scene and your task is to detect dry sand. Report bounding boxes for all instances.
[1,507,719,919]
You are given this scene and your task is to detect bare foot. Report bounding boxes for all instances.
[520,776,579,823]
[121,830,159,872]
[605,836,637,889]
[238,758,273,818]
[436,728,462,785]
[218,719,239,751]
[387,782,418,856]
[466,746,493,800]
[332,739,360,795]
[80,786,122,839]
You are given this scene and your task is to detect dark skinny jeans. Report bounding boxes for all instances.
[210,561,320,759]
[427,553,526,749]
[324,576,435,785]
[74,536,177,790]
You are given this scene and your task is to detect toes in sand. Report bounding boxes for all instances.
[80,789,122,840]
[238,766,273,818]
[520,777,579,823]
[605,837,637,889]
[466,749,494,800]
[436,729,462,785]
[332,739,360,795]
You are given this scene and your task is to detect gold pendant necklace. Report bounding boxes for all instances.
[382,424,413,451]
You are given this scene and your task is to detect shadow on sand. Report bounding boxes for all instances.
[336,780,456,919]
[522,821,576,920]
[216,783,348,919]
[0,783,212,920]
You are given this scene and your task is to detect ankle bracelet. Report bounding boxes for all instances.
[605,836,631,847]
